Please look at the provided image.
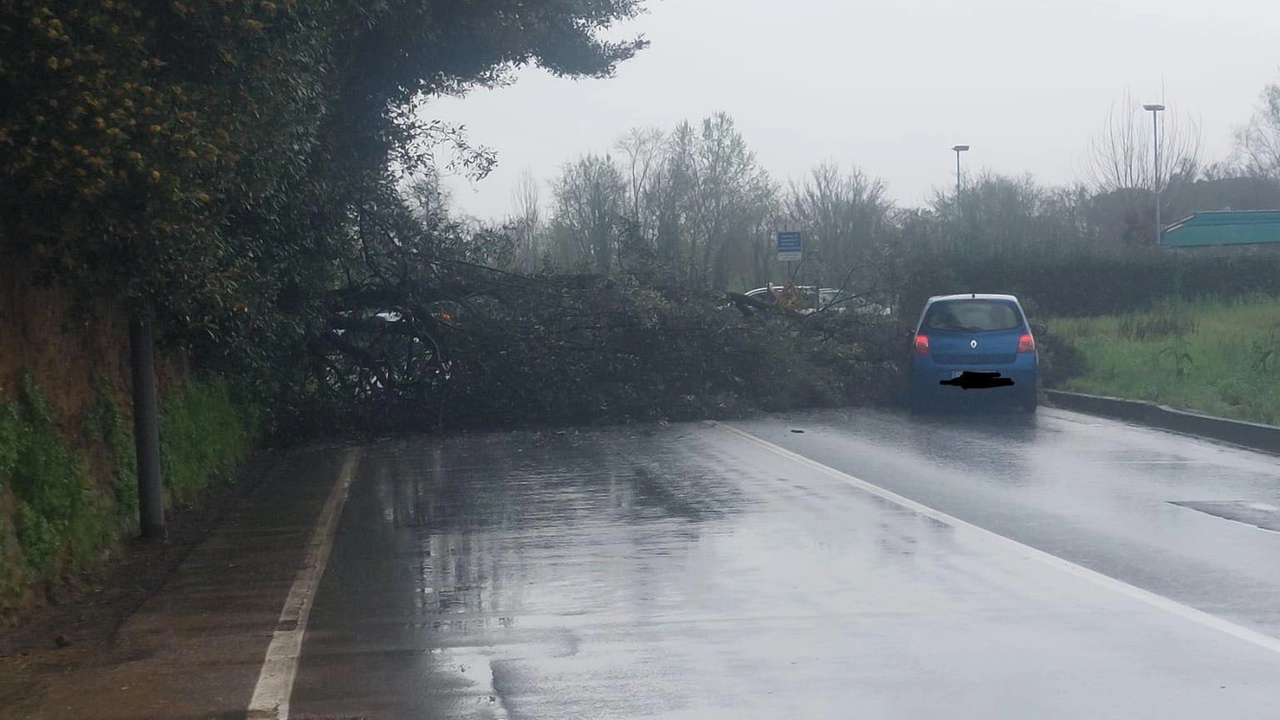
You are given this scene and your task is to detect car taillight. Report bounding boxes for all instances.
[914,334,930,354]
[1017,333,1035,353]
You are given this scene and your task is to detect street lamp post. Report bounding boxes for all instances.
[1144,102,1185,373]
[952,145,970,199]
[1142,104,1165,245]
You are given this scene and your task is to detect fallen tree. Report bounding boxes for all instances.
[270,254,903,439]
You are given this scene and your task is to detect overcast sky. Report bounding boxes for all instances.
[425,0,1280,221]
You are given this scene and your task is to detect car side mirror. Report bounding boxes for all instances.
[1031,323,1047,336]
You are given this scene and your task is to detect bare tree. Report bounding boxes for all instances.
[786,161,892,282]
[548,153,627,273]
[634,115,775,287]
[1236,73,1280,180]
[510,168,543,272]
[1084,90,1202,193]
[650,121,699,271]
[540,114,776,286]
[614,127,667,242]
[1081,90,1203,247]
[403,169,453,222]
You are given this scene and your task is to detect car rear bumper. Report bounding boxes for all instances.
[909,360,1038,402]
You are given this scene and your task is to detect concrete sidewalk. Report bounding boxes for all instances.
[2,444,354,720]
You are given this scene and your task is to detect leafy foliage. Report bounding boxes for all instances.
[549,153,629,272]
[84,382,137,521]
[0,374,260,610]
[0,377,112,588]
[1036,330,1088,390]
[897,247,1280,321]
[160,376,260,506]
[1,0,662,614]
[1,0,648,370]
[0,0,336,320]
[276,257,901,438]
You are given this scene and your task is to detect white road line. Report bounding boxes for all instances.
[713,422,1280,656]
[247,446,363,720]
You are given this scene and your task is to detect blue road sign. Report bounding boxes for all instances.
[777,231,803,261]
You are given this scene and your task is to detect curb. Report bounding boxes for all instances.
[1044,390,1280,456]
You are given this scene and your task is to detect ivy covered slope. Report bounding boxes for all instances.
[0,375,256,612]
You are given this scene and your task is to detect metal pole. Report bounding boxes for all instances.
[130,317,165,538]
[1152,109,1162,246]
[955,150,962,199]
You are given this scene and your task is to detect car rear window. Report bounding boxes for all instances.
[923,300,1022,332]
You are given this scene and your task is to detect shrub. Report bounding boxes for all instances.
[276,273,899,436]
[1,374,260,612]
[1,377,112,588]
[84,383,138,522]
[900,248,1280,319]
[160,376,260,507]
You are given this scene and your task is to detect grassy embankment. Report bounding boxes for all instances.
[0,376,258,613]
[1049,295,1280,425]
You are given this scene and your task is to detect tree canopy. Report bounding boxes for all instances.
[1,0,649,434]
[0,0,646,319]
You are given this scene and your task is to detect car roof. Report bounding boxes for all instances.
[927,293,1020,304]
[746,285,826,294]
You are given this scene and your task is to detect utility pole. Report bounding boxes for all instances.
[130,315,165,538]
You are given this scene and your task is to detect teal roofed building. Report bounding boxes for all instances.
[1161,210,1280,248]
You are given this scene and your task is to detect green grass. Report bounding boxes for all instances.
[84,382,138,522]
[1049,295,1280,426]
[0,374,261,612]
[160,376,261,507]
[0,377,114,600]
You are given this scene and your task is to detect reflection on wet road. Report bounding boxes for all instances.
[291,413,1280,719]
[738,408,1280,636]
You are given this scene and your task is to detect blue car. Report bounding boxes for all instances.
[907,293,1042,414]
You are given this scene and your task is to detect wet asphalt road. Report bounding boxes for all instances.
[289,409,1280,719]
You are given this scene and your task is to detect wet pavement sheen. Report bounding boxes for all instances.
[290,414,1280,719]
